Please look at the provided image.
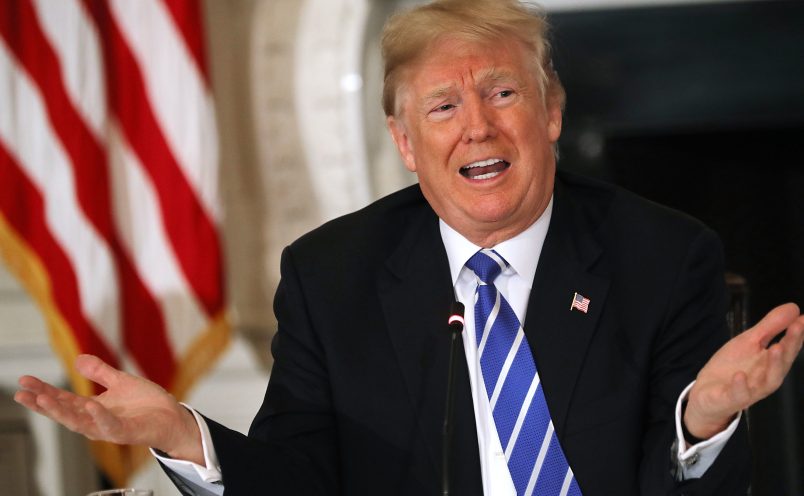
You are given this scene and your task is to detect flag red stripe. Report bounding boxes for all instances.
[0,140,119,372]
[84,0,225,319]
[0,0,177,386]
[159,0,209,84]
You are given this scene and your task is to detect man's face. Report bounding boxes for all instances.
[387,36,562,247]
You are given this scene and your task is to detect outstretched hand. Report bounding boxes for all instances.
[684,303,804,439]
[14,354,204,465]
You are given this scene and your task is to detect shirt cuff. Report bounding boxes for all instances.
[674,381,741,479]
[150,403,223,484]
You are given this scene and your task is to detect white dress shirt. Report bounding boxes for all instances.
[156,196,739,493]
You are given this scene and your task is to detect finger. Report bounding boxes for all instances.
[17,377,82,415]
[35,393,97,437]
[18,375,51,393]
[14,390,47,415]
[75,354,122,390]
[741,346,787,406]
[758,345,786,392]
[763,314,804,365]
[752,303,801,349]
[778,318,804,365]
[18,375,80,403]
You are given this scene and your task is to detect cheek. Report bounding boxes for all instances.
[501,111,539,141]
[416,131,457,168]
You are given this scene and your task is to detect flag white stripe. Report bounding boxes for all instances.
[2,2,227,482]
[489,328,524,410]
[524,422,555,496]
[0,41,121,352]
[505,372,540,460]
[31,0,106,139]
[108,0,220,221]
[559,468,574,496]
[108,122,207,353]
[36,0,206,356]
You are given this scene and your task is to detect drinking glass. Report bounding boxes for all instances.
[86,490,153,496]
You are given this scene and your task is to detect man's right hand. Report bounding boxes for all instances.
[14,354,205,465]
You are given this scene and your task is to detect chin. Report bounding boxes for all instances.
[468,206,519,226]
[471,197,517,217]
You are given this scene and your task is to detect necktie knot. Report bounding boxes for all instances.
[466,249,507,284]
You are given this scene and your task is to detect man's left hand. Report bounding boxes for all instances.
[684,303,804,439]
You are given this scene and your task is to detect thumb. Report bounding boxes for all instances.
[75,354,122,390]
[750,303,800,349]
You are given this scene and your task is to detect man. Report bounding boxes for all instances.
[15,1,804,495]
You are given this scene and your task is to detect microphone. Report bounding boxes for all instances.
[442,301,465,496]
[448,304,465,333]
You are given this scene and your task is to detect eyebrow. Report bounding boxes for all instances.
[479,68,521,86]
[422,85,454,104]
[421,68,521,103]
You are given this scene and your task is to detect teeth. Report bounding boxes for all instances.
[461,158,503,170]
[470,171,502,180]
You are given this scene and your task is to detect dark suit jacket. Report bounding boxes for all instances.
[202,171,750,495]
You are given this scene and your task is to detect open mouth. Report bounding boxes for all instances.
[459,158,511,180]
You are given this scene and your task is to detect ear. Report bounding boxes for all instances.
[546,101,563,143]
[387,115,417,172]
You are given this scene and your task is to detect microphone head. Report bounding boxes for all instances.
[448,301,465,332]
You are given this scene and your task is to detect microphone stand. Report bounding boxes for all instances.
[442,302,465,496]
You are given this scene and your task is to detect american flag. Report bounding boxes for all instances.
[0,0,228,485]
[571,292,590,313]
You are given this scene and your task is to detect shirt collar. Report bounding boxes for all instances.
[439,195,553,289]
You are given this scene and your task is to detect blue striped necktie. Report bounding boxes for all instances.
[466,249,582,496]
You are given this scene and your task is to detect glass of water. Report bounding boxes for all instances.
[87,490,153,496]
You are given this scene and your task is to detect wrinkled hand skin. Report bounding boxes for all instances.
[685,303,804,439]
[14,354,205,465]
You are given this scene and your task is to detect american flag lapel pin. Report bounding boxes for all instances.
[570,292,590,313]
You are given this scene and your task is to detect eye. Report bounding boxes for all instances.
[490,88,517,107]
[427,102,457,121]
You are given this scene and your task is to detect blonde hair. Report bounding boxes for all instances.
[381,0,565,116]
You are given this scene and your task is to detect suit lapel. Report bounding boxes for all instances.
[377,205,480,487]
[525,178,610,438]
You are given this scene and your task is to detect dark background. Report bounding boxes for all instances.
[551,1,804,494]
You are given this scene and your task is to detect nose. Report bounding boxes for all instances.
[461,97,497,143]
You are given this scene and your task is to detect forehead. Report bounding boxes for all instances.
[400,36,537,99]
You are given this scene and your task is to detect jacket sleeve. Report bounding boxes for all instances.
[639,228,750,495]
[205,246,341,495]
